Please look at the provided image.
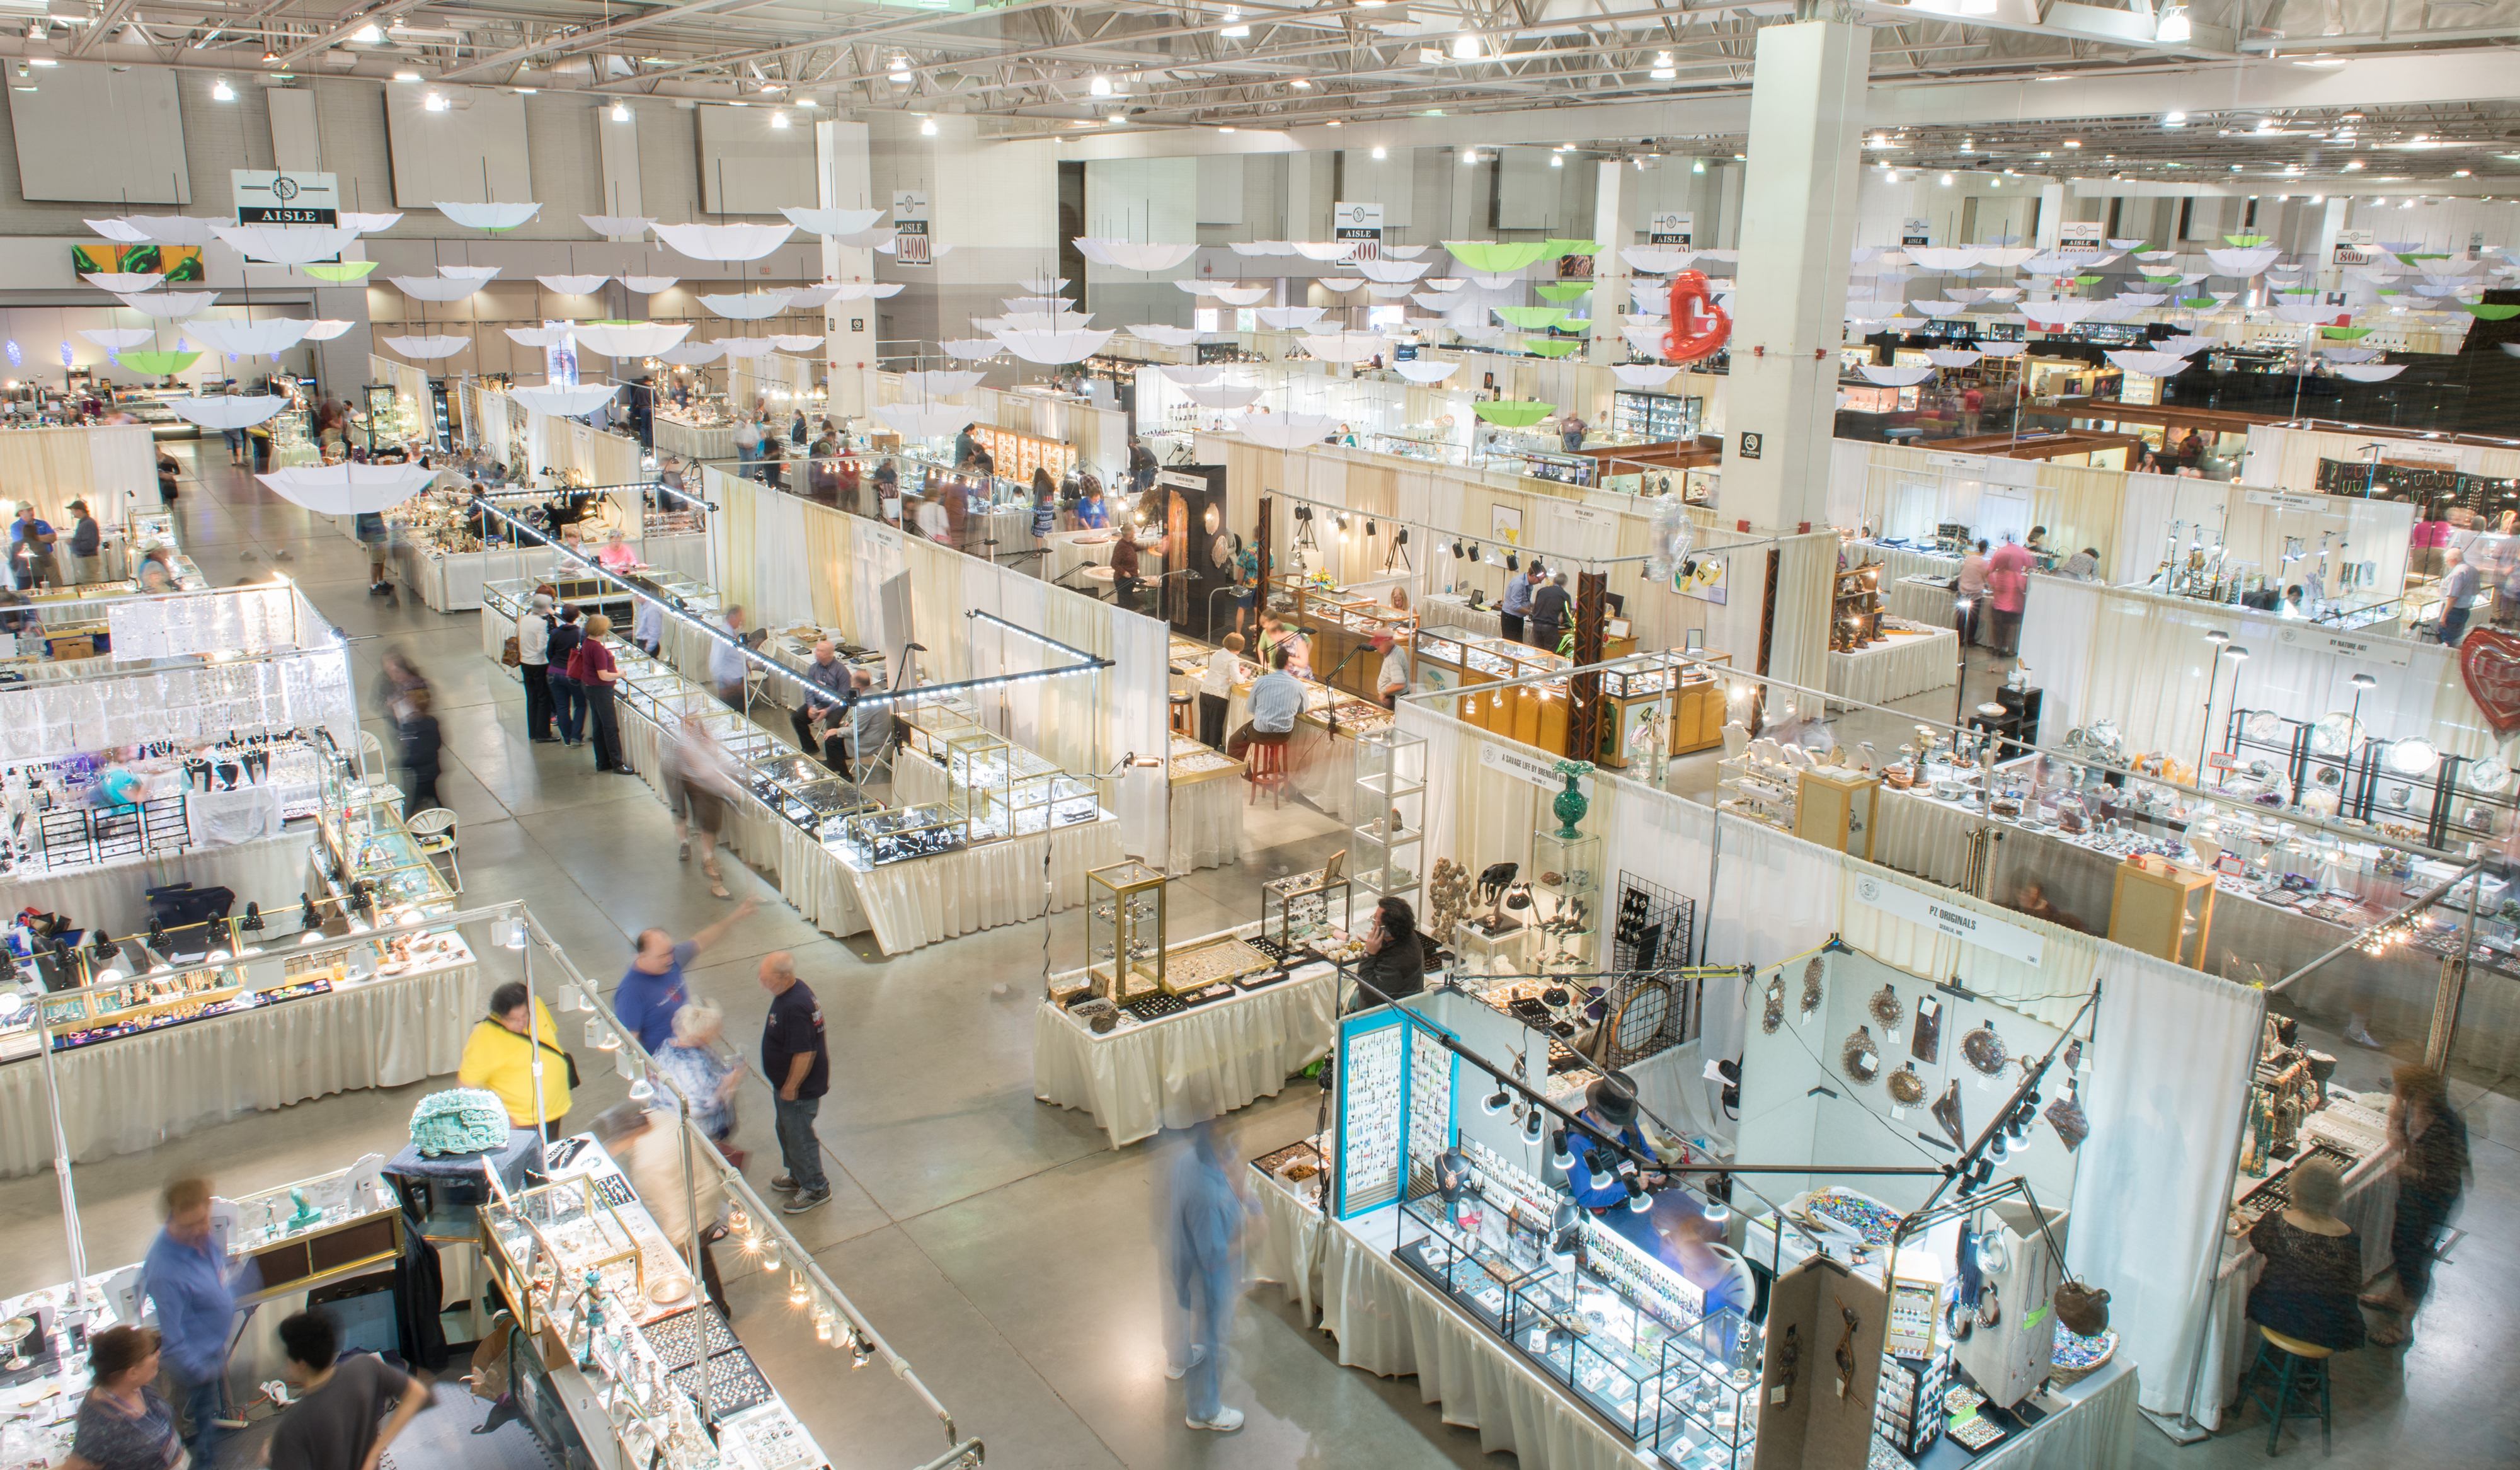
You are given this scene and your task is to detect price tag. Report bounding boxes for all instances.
[1891,1106,1908,1122]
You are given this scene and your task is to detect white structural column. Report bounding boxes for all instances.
[1721,19,1866,532]
[2036,183,2067,251]
[818,119,878,417]
[2311,195,2351,291]
[1589,159,1630,367]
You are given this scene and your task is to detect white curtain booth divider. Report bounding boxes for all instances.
[704,467,1170,862]
[2243,422,2520,492]
[2017,575,2506,768]
[0,423,162,527]
[367,352,431,418]
[730,352,817,416]
[467,384,646,490]
[870,370,1130,480]
[1394,695,2266,1425]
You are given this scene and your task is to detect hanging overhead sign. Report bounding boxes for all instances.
[2331,229,2378,267]
[231,169,340,226]
[1853,875,2045,965]
[891,190,931,267]
[2056,220,2107,254]
[1332,200,1383,261]
[1899,217,1932,248]
[1648,212,1692,247]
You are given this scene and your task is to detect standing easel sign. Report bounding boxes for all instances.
[892,190,932,267]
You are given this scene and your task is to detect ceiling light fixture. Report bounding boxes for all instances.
[1550,154,1563,168]
[1940,173,1954,186]
[1452,33,1479,59]
[423,91,448,112]
[612,101,629,122]
[770,110,788,128]
[212,78,235,101]
[1372,144,1387,159]
[920,117,938,135]
[352,22,383,44]
[2163,111,2186,127]
[1289,76,1310,89]
[1089,74,1111,96]
[1107,110,1128,124]
[2156,3,2192,42]
[1220,9,1249,36]
[2063,139,2081,149]
[392,69,420,82]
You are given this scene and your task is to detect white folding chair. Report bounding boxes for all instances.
[406,807,461,890]
[357,729,389,783]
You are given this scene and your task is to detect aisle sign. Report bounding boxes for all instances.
[2332,229,2378,267]
[2057,220,2107,254]
[1649,212,1693,247]
[1853,875,2046,965]
[891,190,931,267]
[231,169,338,226]
[1900,218,1932,248]
[1332,200,1383,261]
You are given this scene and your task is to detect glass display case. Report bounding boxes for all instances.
[832,802,966,868]
[1352,729,1426,907]
[901,702,985,764]
[1086,860,1168,1001]
[1529,829,1603,973]
[1259,856,1351,959]
[941,728,1015,841]
[1414,630,1468,692]
[752,757,878,839]
[1006,770,1105,837]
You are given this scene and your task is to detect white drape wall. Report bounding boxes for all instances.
[2243,423,2520,491]
[0,424,159,525]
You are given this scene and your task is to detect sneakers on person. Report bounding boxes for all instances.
[2346,1021,2383,1048]
[1164,1346,1209,1381]
[769,1174,801,1192]
[679,839,691,861]
[781,1188,830,1214]
[1185,1408,1245,1433]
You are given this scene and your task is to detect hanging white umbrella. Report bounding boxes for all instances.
[381,335,471,359]
[82,272,162,293]
[653,221,796,261]
[766,333,824,353]
[1179,383,1263,410]
[994,328,1114,364]
[1321,278,1369,293]
[1292,242,1355,262]
[899,370,983,396]
[838,229,896,250]
[2106,350,2192,378]
[2206,246,2282,276]
[1000,311,1094,333]
[1608,364,1677,388]
[1911,302,1969,319]
[1362,284,1416,300]
[939,338,1004,360]
[813,283,878,303]
[658,343,725,366]
[1212,284,1269,306]
[581,214,655,239]
[1906,246,1983,271]
[167,395,287,430]
[713,338,779,359]
[257,462,439,515]
[1383,244,1431,260]
[1922,349,1983,369]
[1856,364,1936,386]
[2320,346,2384,364]
[340,212,403,233]
[782,284,844,307]
[574,321,690,357]
[84,217,148,243]
[304,319,356,341]
[537,274,610,295]
[699,290,796,319]
[2155,335,2213,356]
[1019,275,1070,293]
[390,275,490,302]
[116,290,219,319]
[1230,242,1297,256]
[1158,365,1221,386]
[621,275,679,294]
[441,265,503,281]
[1226,411,1341,451]
[2020,299,2096,328]
[81,328,158,350]
[2334,364,2407,383]
[507,326,571,347]
[512,382,622,416]
[1977,340,2029,359]
[1176,281,1222,297]
[1072,239,1198,270]
[2275,304,2346,324]
[1300,333,1386,364]
[1411,292,1460,312]
[876,403,968,439]
[1620,248,1695,275]
[184,318,313,356]
[1256,306,1326,330]
[1354,258,1430,284]
[1126,324,1203,347]
[436,201,542,231]
[874,236,952,260]
[118,215,222,246]
[214,225,363,265]
[779,207,886,236]
[1395,360,1461,385]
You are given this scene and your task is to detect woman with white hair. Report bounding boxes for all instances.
[653,1001,747,1155]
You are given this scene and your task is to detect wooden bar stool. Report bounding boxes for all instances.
[1247,733,1290,808]
[2242,1324,2335,1456]
[1169,690,1196,737]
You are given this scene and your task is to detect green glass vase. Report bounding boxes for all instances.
[1552,760,1594,838]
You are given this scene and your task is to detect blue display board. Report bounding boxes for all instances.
[1334,1003,1459,1220]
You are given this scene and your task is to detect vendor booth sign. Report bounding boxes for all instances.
[1479,741,1595,800]
[1853,875,2044,965]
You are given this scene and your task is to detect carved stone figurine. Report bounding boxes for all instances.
[1428,858,1472,947]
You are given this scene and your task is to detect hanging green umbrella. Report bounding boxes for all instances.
[301,260,380,282]
[2396,252,2449,263]
[2222,233,2269,248]
[2074,273,2105,286]
[2141,270,2182,282]
[1472,399,1557,427]
[1541,238,1603,258]
[120,350,202,374]
[1524,337,1582,357]
[1495,305,1571,330]
[2178,297,2218,309]
[2461,302,2520,321]
[1444,241,1554,273]
[2321,325,2374,340]
[1535,283,1593,304]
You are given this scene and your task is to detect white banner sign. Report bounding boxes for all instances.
[2272,623,2415,669]
[1332,200,1383,260]
[1852,874,2046,965]
[1478,741,1594,800]
[1899,217,1932,248]
[2243,490,2327,514]
[231,169,339,225]
[2057,221,2107,253]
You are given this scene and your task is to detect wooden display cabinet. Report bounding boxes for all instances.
[2108,857,2216,967]
[1794,767,1881,860]
[1595,653,1734,767]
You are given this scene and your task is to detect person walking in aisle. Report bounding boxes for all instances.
[1498,561,1541,645]
[735,412,762,468]
[397,687,444,820]
[546,606,587,746]
[1108,520,1142,612]
[141,1178,246,1470]
[265,1311,433,1470]
[459,980,575,1137]
[1128,433,1159,496]
[518,592,558,742]
[571,614,630,774]
[663,712,752,899]
[62,1326,186,1470]
[1957,540,1991,647]
[1984,536,2031,658]
[2366,1064,2470,1345]
[709,606,753,709]
[1528,569,1571,655]
[757,952,832,1214]
[614,899,759,1056]
[655,1002,748,1166]
[1164,1118,1252,1432]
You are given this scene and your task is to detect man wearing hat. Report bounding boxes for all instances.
[62,499,101,586]
[517,591,558,743]
[1372,629,1412,708]
[1561,1071,1658,1215]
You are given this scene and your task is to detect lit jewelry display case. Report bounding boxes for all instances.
[1351,729,1426,910]
[1086,860,1169,1001]
[832,802,968,868]
[1259,853,1351,960]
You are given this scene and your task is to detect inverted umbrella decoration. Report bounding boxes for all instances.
[1535,283,1592,304]
[435,201,542,231]
[1226,411,1343,451]
[876,403,968,439]
[654,221,796,261]
[301,261,380,282]
[82,273,163,293]
[120,350,201,374]
[937,338,1005,360]
[256,462,440,516]
[1354,258,1431,284]
[1976,341,2029,359]
[185,318,314,357]
[1445,241,1555,273]
[620,275,679,294]
[765,334,824,353]
[1610,363,1679,388]
[84,218,148,243]
[2462,302,2520,321]
[338,211,403,233]
[303,319,357,342]
[1384,245,1432,260]
[571,321,690,357]
[1298,332,1386,364]
[1255,306,1326,330]
[1179,383,1263,410]
[2105,350,2194,378]
[116,290,219,319]
[537,274,610,295]
[1212,285,1270,307]
[658,343,726,366]
[115,215,222,246]
[166,394,287,431]
[2334,364,2408,383]
[1470,399,1556,428]
[699,290,796,319]
[80,328,158,351]
[1396,361,1462,385]
[779,207,886,236]
[2322,326,2373,340]
[1922,348,1983,369]
[506,326,571,347]
[213,225,364,265]
[1905,246,1983,272]
[1158,365,1221,387]
[391,275,492,302]
[898,369,985,396]
[1523,337,1583,359]
[580,214,655,239]
[1126,324,1204,347]
[1495,306,1571,330]
[2320,345,2384,363]
[1018,275,1070,294]
[381,335,471,360]
[994,328,1114,364]
[839,229,897,250]
[1363,284,1417,300]
[512,382,622,416]
[1071,239,1198,271]
[1857,364,1937,387]
[1621,248,1695,275]
[712,338,779,360]
[1229,242,1297,256]
[2205,246,2282,276]
[1911,302,1969,319]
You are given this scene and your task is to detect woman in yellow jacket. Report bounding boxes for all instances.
[459,980,574,1138]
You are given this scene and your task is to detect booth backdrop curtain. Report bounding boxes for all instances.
[0,424,160,527]
[2244,423,2520,491]
[1768,532,1838,697]
[706,466,759,617]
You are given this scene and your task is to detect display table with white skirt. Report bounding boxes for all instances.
[1032,952,1337,1150]
[1168,761,1246,873]
[1826,626,1959,708]
[7,830,312,939]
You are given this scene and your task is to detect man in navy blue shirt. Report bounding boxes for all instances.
[1498,563,1544,646]
[759,951,832,1214]
[613,902,757,1055]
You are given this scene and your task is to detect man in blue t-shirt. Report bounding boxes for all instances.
[612,900,757,1054]
[759,951,832,1213]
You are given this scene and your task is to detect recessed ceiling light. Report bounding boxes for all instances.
[1288,77,1310,89]
[353,23,383,43]
[2163,111,2185,127]
[1325,119,1341,127]
[2063,139,2080,149]
[211,78,235,101]
[798,96,816,108]
[2344,159,2364,170]
[392,70,420,83]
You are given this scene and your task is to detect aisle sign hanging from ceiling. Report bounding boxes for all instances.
[231,170,340,226]
[2331,229,2378,267]
[1648,212,1692,247]
[1900,217,1932,248]
[1333,200,1383,261]
[891,190,931,267]
[2056,220,2107,254]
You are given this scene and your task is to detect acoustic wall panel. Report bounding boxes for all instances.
[697,104,815,215]
[7,64,189,204]
[384,84,533,208]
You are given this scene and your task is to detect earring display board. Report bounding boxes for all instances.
[0,648,357,762]
[1752,1257,1887,1470]
[105,586,302,662]
[1332,1006,1457,1220]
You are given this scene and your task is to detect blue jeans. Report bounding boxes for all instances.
[178,1372,224,1469]
[774,1095,825,1193]
[1177,1260,1233,1421]
[549,674,585,742]
[2441,605,2470,647]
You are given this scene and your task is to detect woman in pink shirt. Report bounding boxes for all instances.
[1984,539,2032,657]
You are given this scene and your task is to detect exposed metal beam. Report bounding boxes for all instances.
[435,0,793,82]
[274,0,433,69]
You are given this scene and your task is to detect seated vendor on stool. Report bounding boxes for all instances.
[1347,897,1426,1012]
[1564,1072,1658,1217]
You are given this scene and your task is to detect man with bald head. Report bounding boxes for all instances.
[612,901,757,1054]
[789,637,852,769]
[759,951,831,1213]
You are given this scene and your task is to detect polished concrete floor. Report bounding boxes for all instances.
[5,444,2513,1469]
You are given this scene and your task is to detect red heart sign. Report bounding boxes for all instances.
[2460,627,2520,734]
[1663,270,1732,365]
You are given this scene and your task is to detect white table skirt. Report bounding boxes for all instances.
[1874,786,1991,890]
[1169,771,1244,874]
[1888,574,1962,626]
[1250,1167,1331,1320]
[1286,721,1360,820]
[1031,963,1336,1150]
[11,832,312,938]
[398,544,491,612]
[849,817,1124,955]
[655,417,737,462]
[1826,626,1959,708]
[0,961,479,1178]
